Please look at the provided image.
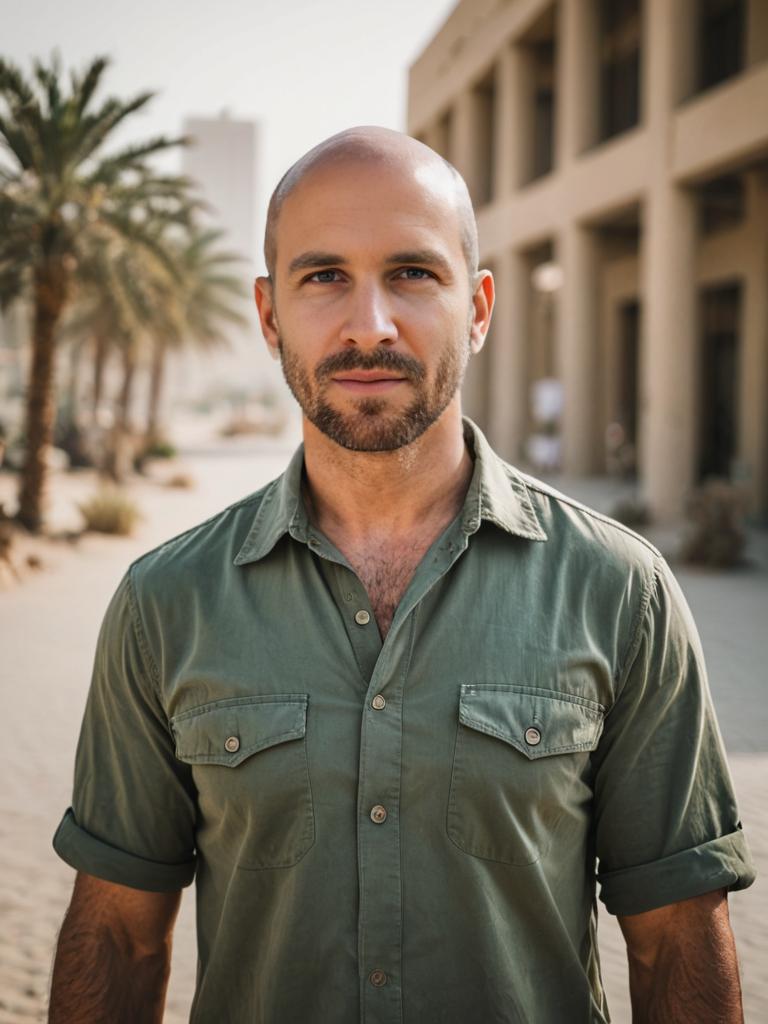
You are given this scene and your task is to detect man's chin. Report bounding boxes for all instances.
[307,405,433,453]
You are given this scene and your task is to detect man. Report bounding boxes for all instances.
[50,127,754,1023]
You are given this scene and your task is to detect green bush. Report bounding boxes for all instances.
[143,439,177,460]
[78,489,141,536]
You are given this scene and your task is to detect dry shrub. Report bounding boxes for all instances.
[165,472,195,490]
[78,489,141,536]
[679,480,747,568]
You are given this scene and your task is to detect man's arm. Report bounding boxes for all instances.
[618,888,743,1023]
[49,871,182,1024]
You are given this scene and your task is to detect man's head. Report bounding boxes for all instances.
[255,126,494,452]
[263,128,479,283]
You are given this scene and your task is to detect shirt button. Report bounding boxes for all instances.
[355,609,371,625]
[371,694,386,710]
[524,727,541,746]
[369,969,387,987]
[224,736,240,753]
[370,804,388,824]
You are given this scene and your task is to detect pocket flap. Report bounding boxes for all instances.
[170,695,308,766]
[458,685,603,759]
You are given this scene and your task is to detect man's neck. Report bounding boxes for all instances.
[301,406,473,546]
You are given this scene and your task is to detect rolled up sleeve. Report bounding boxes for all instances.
[594,555,756,916]
[52,570,198,891]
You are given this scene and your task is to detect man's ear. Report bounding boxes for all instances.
[254,276,280,361]
[469,270,495,356]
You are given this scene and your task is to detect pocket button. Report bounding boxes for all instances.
[524,727,541,746]
[224,735,241,753]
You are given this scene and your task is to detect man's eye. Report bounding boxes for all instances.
[307,270,342,283]
[397,267,433,280]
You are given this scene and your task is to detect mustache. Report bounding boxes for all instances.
[315,348,426,383]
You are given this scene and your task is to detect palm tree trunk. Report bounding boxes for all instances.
[91,330,108,426]
[104,344,137,482]
[146,337,167,444]
[17,261,68,532]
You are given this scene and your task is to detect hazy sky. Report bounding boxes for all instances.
[4,0,456,215]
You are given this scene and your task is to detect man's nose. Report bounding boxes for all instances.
[339,281,397,349]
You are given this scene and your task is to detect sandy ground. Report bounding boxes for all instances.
[0,434,765,1023]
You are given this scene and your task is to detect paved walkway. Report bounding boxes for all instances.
[0,444,765,1022]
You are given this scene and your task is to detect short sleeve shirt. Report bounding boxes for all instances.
[53,419,755,1024]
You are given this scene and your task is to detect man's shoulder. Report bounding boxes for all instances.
[127,478,277,596]
[508,463,662,574]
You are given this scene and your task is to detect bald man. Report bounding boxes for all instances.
[51,128,754,1023]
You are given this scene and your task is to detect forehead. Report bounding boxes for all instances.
[274,159,466,270]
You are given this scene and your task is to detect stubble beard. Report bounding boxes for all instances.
[278,333,471,453]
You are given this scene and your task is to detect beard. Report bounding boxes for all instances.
[278,333,471,452]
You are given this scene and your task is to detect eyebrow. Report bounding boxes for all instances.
[287,248,454,278]
[384,250,453,277]
[287,251,347,275]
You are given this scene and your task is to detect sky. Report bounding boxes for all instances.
[3,0,457,224]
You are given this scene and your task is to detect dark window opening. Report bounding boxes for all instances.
[531,41,556,180]
[617,301,640,449]
[698,0,745,91]
[598,0,641,141]
[698,175,745,235]
[699,283,741,480]
[474,74,497,206]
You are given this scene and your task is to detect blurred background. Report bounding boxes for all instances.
[1,1,766,1021]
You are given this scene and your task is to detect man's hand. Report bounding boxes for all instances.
[618,888,743,1023]
[49,872,181,1023]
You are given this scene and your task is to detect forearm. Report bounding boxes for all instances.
[626,899,743,1023]
[49,906,172,1023]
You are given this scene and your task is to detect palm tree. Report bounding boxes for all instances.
[142,227,248,449]
[0,54,186,530]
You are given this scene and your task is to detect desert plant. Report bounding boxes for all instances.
[78,488,141,535]
[679,480,747,568]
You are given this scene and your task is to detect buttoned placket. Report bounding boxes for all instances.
[305,517,472,1023]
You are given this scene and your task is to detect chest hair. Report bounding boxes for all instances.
[347,537,434,639]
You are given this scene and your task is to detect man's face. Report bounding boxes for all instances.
[257,159,490,452]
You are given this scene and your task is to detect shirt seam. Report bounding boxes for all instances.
[613,555,662,700]
[520,476,662,557]
[126,566,162,695]
[128,486,270,573]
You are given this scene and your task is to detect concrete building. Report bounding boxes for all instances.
[178,114,284,407]
[408,0,768,522]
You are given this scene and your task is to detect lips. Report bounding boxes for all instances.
[331,372,407,395]
[332,371,407,383]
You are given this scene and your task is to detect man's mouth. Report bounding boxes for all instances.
[331,371,408,394]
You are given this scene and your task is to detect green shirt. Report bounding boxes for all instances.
[54,420,754,1023]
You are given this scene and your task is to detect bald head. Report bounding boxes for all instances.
[263,126,479,282]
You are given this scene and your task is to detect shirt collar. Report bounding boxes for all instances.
[234,417,546,566]
[460,418,547,542]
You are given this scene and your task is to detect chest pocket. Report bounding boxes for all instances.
[170,694,314,870]
[447,685,604,866]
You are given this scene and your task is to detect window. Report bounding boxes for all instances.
[598,0,641,141]
[698,0,745,91]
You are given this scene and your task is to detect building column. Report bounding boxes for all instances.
[738,172,768,521]
[640,0,698,523]
[557,223,601,474]
[486,249,529,462]
[556,0,599,166]
[495,42,536,194]
[452,89,482,206]
[422,121,443,155]
[640,185,697,522]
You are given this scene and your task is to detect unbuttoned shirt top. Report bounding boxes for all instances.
[54,421,754,1024]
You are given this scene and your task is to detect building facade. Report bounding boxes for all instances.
[179,114,284,407]
[408,0,768,522]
